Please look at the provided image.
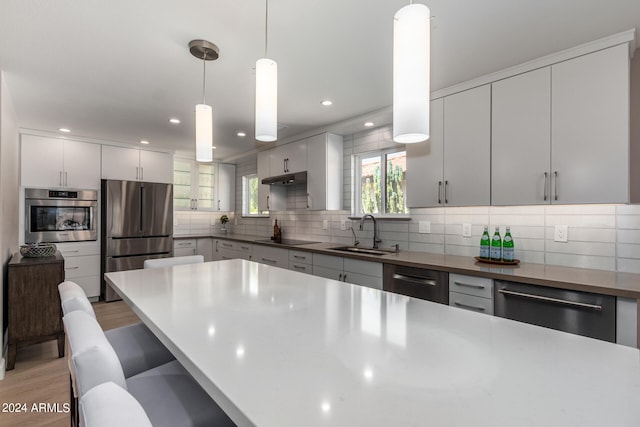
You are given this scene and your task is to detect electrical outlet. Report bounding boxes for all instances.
[554,225,568,242]
[462,223,472,237]
[340,220,347,231]
[418,221,431,234]
[323,219,329,230]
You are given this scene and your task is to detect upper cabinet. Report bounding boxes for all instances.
[21,134,101,189]
[492,44,629,205]
[102,145,172,184]
[270,141,307,175]
[550,44,629,204]
[173,159,235,211]
[257,149,284,212]
[491,68,551,205]
[306,133,343,210]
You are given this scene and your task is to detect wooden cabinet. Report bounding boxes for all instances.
[306,133,343,210]
[102,145,172,184]
[491,68,551,205]
[406,85,490,208]
[7,252,65,370]
[21,134,101,189]
[550,43,629,204]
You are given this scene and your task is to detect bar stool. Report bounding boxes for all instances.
[79,382,152,427]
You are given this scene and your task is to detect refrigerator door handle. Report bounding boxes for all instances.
[139,185,144,233]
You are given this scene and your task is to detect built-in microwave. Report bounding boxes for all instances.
[25,188,98,243]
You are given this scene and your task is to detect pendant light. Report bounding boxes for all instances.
[393,2,430,143]
[255,0,278,142]
[189,39,219,162]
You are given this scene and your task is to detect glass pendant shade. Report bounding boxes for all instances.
[393,3,430,143]
[255,57,278,142]
[195,103,213,162]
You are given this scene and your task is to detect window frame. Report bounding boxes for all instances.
[353,147,409,218]
[242,173,268,217]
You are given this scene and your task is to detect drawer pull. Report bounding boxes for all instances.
[454,281,485,290]
[62,250,80,254]
[293,255,307,259]
[65,266,80,270]
[178,242,192,246]
[498,289,602,311]
[240,246,250,250]
[261,258,276,264]
[222,243,232,247]
[393,273,437,287]
[454,301,486,312]
[293,265,306,270]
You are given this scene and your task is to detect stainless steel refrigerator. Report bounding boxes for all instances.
[101,179,173,302]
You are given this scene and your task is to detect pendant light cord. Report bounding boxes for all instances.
[264,0,269,57]
[202,51,207,104]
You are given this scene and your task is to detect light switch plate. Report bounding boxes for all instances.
[462,223,472,237]
[323,219,329,230]
[418,221,431,234]
[340,220,347,231]
[554,225,568,242]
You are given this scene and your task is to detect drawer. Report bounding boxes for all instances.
[449,273,493,299]
[344,258,382,278]
[449,291,493,315]
[57,242,100,257]
[72,275,100,298]
[174,247,196,257]
[344,272,383,290]
[289,262,312,274]
[289,250,312,265]
[312,265,343,281]
[253,245,288,267]
[64,255,100,279]
[313,254,343,270]
[174,239,196,249]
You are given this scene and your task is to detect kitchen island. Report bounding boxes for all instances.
[106,259,640,427]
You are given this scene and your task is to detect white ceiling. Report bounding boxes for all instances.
[1,0,640,161]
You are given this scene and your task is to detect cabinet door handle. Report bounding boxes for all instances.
[554,171,558,201]
[306,193,310,209]
[140,167,144,181]
[59,171,63,187]
[338,273,343,281]
[393,273,437,286]
[454,301,486,312]
[543,172,548,201]
[267,195,270,210]
[453,281,485,290]
[261,257,277,264]
[136,167,139,181]
[444,180,449,204]
[342,274,347,282]
[438,181,442,204]
[215,241,219,251]
[217,200,221,210]
[64,172,68,187]
[498,289,602,311]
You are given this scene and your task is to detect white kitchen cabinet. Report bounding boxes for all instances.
[448,273,494,315]
[217,239,252,260]
[312,254,344,281]
[289,250,312,274]
[216,163,236,211]
[174,238,196,256]
[442,84,491,206]
[252,245,289,268]
[102,145,172,184]
[196,238,214,262]
[257,149,285,212]
[306,133,343,210]
[21,134,101,189]
[270,140,307,175]
[550,43,629,204]
[491,68,551,205]
[58,242,101,298]
[406,99,444,207]
[312,253,382,289]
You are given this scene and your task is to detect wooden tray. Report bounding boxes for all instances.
[474,256,520,266]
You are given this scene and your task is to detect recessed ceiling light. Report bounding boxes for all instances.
[140,140,150,145]
[58,128,71,133]
[237,132,246,137]
[321,100,333,106]
[169,118,181,124]
[364,122,375,127]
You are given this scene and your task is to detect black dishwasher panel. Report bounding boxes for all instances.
[383,264,449,304]
[494,280,616,342]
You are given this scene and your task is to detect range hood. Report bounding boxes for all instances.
[261,171,307,186]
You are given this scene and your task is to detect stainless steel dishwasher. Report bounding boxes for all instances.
[494,280,616,342]
[383,264,449,304]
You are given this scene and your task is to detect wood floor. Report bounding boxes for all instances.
[0,301,139,427]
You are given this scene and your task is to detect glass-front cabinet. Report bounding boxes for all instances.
[174,159,235,211]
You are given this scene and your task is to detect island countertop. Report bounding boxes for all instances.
[175,233,640,299]
[106,259,640,427]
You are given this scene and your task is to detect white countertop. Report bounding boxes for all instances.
[105,259,640,427]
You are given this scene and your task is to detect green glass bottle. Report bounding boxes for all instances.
[479,226,490,259]
[490,226,502,261]
[502,226,514,262]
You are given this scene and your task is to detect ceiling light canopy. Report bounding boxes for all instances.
[255,0,278,142]
[58,128,71,133]
[190,39,219,162]
[169,118,181,124]
[140,140,150,145]
[321,100,333,106]
[393,3,430,144]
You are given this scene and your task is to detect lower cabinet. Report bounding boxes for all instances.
[196,238,214,262]
[252,245,289,268]
[217,239,252,260]
[174,239,196,257]
[312,254,383,290]
[288,250,313,274]
[58,242,100,298]
[449,273,494,315]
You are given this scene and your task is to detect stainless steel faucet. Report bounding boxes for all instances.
[349,226,360,247]
[360,214,382,249]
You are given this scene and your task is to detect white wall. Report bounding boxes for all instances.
[0,70,20,378]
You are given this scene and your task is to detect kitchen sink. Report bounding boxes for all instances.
[329,246,394,256]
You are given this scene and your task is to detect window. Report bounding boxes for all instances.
[242,174,262,216]
[355,149,408,215]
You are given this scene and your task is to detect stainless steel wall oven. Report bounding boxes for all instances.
[25,188,98,243]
